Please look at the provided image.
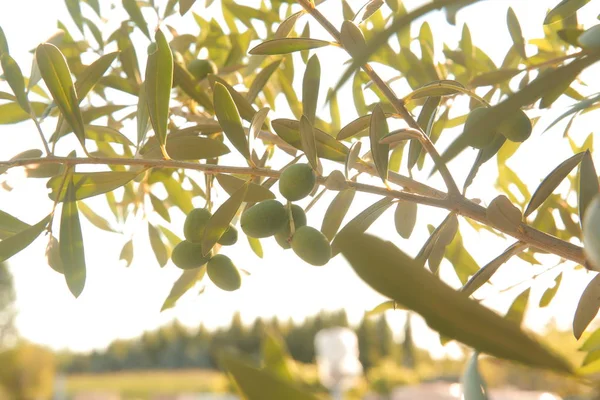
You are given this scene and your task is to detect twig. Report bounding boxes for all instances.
[0,155,586,266]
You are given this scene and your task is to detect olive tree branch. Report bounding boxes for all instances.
[0,155,586,266]
[295,0,461,196]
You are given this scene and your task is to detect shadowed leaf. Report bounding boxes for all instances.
[60,179,86,298]
[574,273,600,339]
[0,215,49,262]
[322,188,356,241]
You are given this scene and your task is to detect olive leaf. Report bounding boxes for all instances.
[573,273,600,339]
[487,195,522,234]
[338,232,573,373]
[394,200,418,239]
[214,82,251,160]
[0,214,50,263]
[321,188,356,241]
[524,152,585,217]
[148,223,169,268]
[302,55,320,124]
[247,60,282,103]
[216,174,275,202]
[60,179,87,298]
[249,38,332,55]
[1,53,29,112]
[345,141,362,179]
[461,352,488,400]
[369,104,389,183]
[299,115,318,170]
[544,0,590,25]
[161,266,207,312]
[579,150,600,226]
[202,182,249,256]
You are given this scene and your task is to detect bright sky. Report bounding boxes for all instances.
[1,0,599,358]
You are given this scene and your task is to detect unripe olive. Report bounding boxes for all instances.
[171,240,211,270]
[274,204,307,250]
[279,164,316,201]
[240,200,288,238]
[207,254,241,291]
[187,59,217,81]
[463,107,496,149]
[219,226,238,246]
[291,226,332,266]
[497,109,532,142]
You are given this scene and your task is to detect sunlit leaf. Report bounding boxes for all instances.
[487,195,522,234]
[404,80,467,100]
[247,60,282,103]
[539,273,562,308]
[120,239,134,267]
[369,104,389,183]
[394,200,417,239]
[469,69,520,87]
[145,29,173,153]
[202,182,248,256]
[208,75,256,122]
[365,300,403,317]
[60,179,86,298]
[75,51,119,101]
[47,171,142,201]
[274,11,305,39]
[220,352,320,400]
[161,266,207,311]
[214,82,250,160]
[584,196,600,270]
[321,189,356,241]
[36,43,86,146]
[248,107,269,158]
[579,151,599,226]
[338,232,573,373]
[0,214,49,262]
[123,0,150,38]
[573,273,600,339]
[0,149,43,176]
[345,141,362,179]
[524,152,584,217]
[331,196,393,256]
[461,242,525,297]
[248,38,332,55]
[172,61,214,112]
[150,193,171,222]
[216,174,275,202]
[141,136,230,160]
[78,201,117,232]
[1,53,29,112]
[409,96,439,170]
[248,236,263,258]
[507,8,526,58]
[262,329,296,382]
[544,0,590,24]
[299,116,318,170]
[272,119,349,162]
[340,20,366,58]
[461,352,488,400]
[302,55,320,124]
[506,288,530,326]
[148,223,169,268]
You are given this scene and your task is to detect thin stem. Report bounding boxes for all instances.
[295,0,460,196]
[29,111,52,156]
[0,155,586,266]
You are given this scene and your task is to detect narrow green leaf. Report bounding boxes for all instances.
[161,266,207,311]
[302,55,320,124]
[0,211,30,240]
[220,353,320,400]
[340,20,366,58]
[274,11,305,39]
[579,150,600,226]
[248,38,331,55]
[427,214,459,274]
[461,353,488,400]
[321,189,356,241]
[145,29,173,152]
[262,329,296,382]
[583,195,600,270]
[337,113,396,141]
[137,83,150,147]
[369,104,389,183]
[506,288,530,326]
[272,118,349,162]
[507,8,526,58]
[461,242,525,297]
[0,27,8,55]
[84,125,134,146]
[248,236,263,258]
[120,239,134,267]
[331,196,393,256]
[0,150,43,176]
[148,223,169,268]
[248,107,269,158]
[149,193,171,222]
[524,152,585,217]
[77,201,117,232]
[202,182,248,256]
[580,327,600,351]
[214,82,250,160]
[573,273,600,339]
[123,0,151,38]
[172,61,214,112]
[1,53,29,112]
[60,179,86,298]
[299,116,318,170]
[75,51,119,100]
[208,75,256,121]
[345,141,362,179]
[141,136,230,160]
[0,215,50,262]
[578,25,600,49]
[338,232,573,373]
[36,43,86,146]
[366,300,402,317]
[354,0,384,23]
[394,200,417,239]
[247,60,282,103]
[216,174,275,202]
[0,101,46,124]
[405,80,467,100]
[540,273,562,308]
[65,0,84,32]
[487,195,522,234]
[47,171,142,201]
[544,0,590,24]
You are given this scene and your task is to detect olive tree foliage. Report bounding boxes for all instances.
[0,262,15,349]
[1,0,600,394]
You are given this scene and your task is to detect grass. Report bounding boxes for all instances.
[65,369,230,399]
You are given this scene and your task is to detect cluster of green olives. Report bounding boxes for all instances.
[170,163,332,291]
[241,163,332,267]
[171,208,241,292]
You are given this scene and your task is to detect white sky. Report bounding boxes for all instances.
[1,0,600,358]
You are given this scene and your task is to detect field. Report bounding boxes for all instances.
[64,369,231,399]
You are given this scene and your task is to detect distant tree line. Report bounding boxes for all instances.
[58,310,431,373]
